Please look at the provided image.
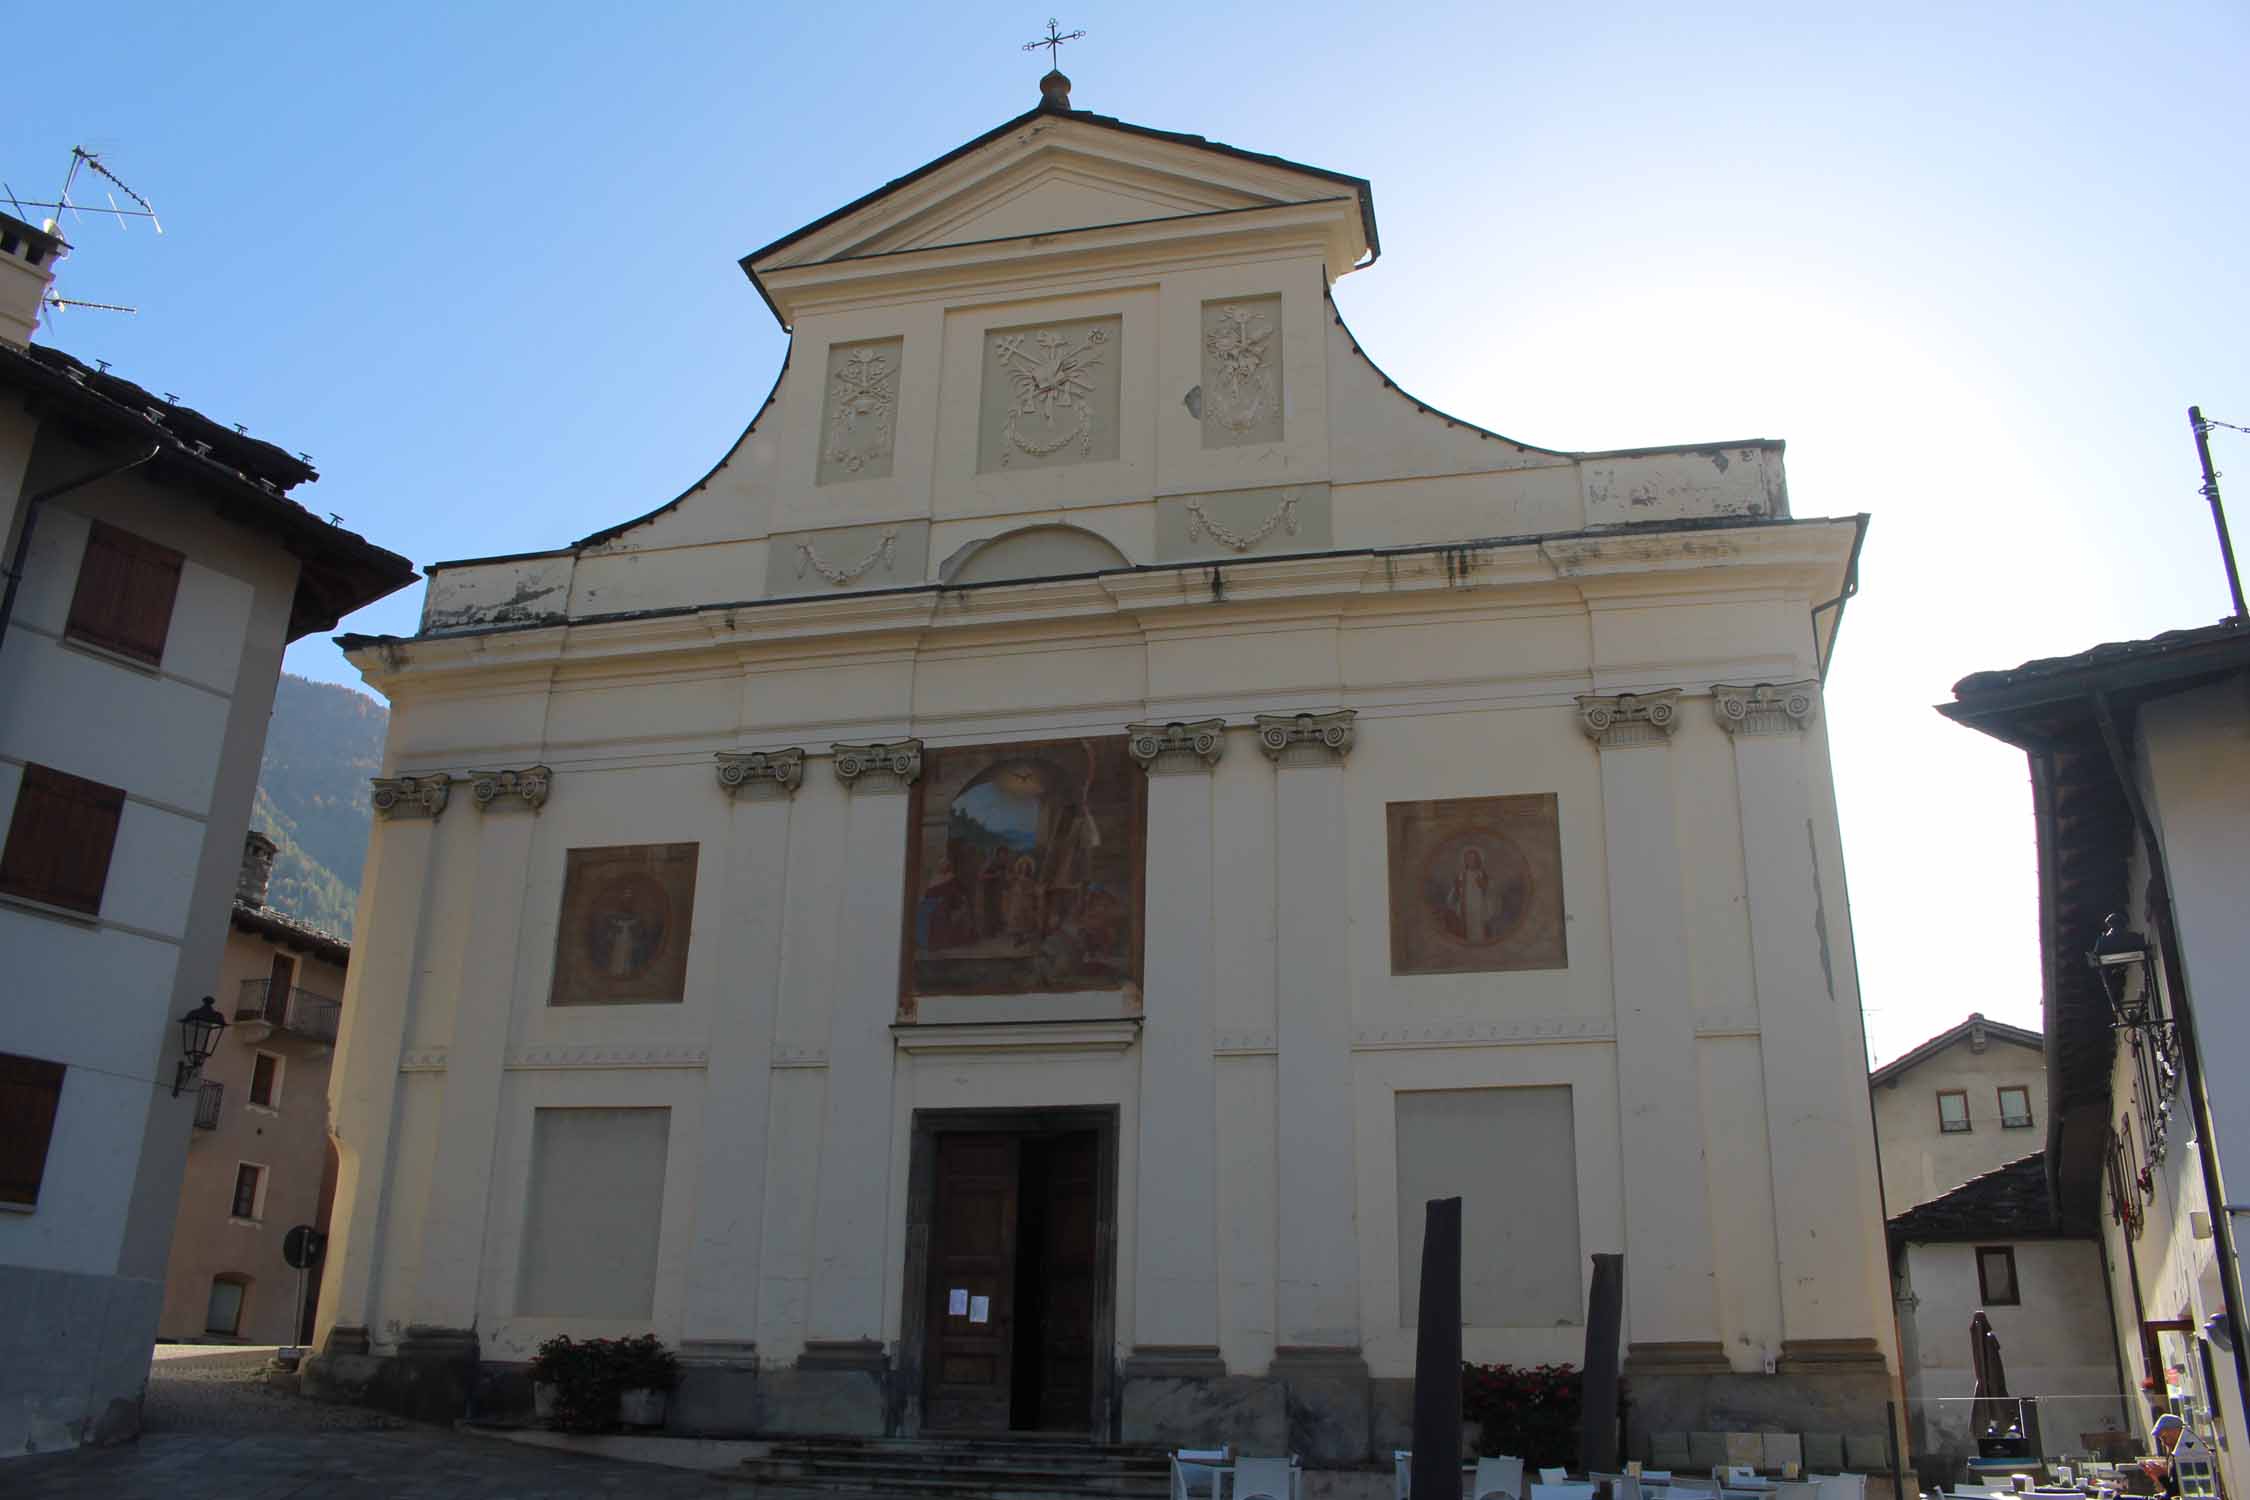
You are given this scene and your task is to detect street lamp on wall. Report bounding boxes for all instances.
[172,996,227,1097]
[2089,912,2157,1029]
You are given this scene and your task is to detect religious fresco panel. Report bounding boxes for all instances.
[549,842,701,1006]
[902,737,1145,1010]
[1385,794,1567,975]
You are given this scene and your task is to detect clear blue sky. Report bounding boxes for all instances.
[14,1,2248,1063]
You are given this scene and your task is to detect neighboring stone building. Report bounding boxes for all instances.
[1872,1013,2047,1213]
[1943,617,2250,1496]
[158,832,348,1347]
[0,214,414,1454]
[307,75,1897,1461]
[1888,1153,2128,1469]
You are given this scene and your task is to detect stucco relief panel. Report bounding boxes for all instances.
[1386,794,1568,976]
[977,316,1122,473]
[816,337,902,485]
[1199,295,1283,448]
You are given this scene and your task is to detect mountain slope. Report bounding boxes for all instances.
[251,673,387,939]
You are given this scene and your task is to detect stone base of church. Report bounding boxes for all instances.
[1119,1346,1375,1461]
[1623,1338,1896,1464]
[302,1323,484,1426]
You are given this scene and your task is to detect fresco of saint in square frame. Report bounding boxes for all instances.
[549,842,700,1006]
[1386,794,1567,975]
[902,737,1144,1006]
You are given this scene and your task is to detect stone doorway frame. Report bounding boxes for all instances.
[899,1104,1121,1440]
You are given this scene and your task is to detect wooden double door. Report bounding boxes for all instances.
[919,1123,1106,1433]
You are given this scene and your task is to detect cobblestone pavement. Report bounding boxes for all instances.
[11,1348,750,1498]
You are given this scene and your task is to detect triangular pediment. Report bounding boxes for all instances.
[747,106,1374,280]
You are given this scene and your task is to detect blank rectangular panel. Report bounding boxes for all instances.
[517,1106,671,1318]
[1396,1086,1581,1328]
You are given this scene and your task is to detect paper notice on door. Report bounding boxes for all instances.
[948,1288,969,1316]
[969,1295,991,1324]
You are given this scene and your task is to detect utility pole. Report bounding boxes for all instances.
[2188,406,2247,620]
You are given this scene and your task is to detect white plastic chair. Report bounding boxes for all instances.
[1233,1456,1299,1500]
[1725,1468,1762,1488]
[1811,1474,1865,1500]
[1477,1456,1528,1500]
[1173,1447,1230,1500]
[1541,1469,1572,1486]
[1530,1483,1599,1500]
[1392,1449,1411,1500]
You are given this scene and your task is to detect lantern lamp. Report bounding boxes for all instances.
[172,996,228,1097]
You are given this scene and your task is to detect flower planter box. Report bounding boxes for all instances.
[618,1387,669,1428]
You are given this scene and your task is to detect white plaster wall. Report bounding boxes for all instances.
[1874,1039,2049,1211]
[1898,1238,2127,1459]
[0,451,304,1454]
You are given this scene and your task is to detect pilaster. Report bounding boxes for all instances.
[1261,710,1359,1351]
[684,753,798,1348]
[314,783,451,1351]
[1714,682,1880,1355]
[1126,720,1223,1359]
[1577,692,1722,1366]
[805,740,919,1345]
[410,768,547,1329]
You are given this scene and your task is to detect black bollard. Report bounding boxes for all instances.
[1411,1196,1465,1500]
[1580,1252,1624,1475]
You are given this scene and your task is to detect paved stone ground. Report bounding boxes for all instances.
[11,1347,750,1497]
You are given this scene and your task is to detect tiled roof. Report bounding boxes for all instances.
[1888,1151,2067,1244]
[229,900,350,967]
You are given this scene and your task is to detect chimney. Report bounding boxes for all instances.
[0,214,63,348]
[238,830,278,908]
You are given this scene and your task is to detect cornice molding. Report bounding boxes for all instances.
[503,1044,710,1071]
[833,739,923,793]
[772,1043,829,1068]
[1352,1017,1614,1050]
[468,765,551,812]
[1711,679,1819,737]
[717,747,806,799]
[398,1049,449,1073]
[890,1019,1142,1056]
[371,774,452,820]
[1126,718,1226,775]
[1255,708,1355,766]
[1576,690,1681,749]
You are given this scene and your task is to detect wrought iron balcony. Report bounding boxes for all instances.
[194,1079,224,1130]
[234,978,341,1047]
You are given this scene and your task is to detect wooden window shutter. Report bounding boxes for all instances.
[0,763,128,914]
[64,520,184,666]
[0,1052,68,1205]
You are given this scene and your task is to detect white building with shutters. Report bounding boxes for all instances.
[0,213,413,1456]
[307,74,1898,1463]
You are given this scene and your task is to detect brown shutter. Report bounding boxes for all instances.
[0,1052,68,1205]
[0,763,127,914]
[64,521,184,666]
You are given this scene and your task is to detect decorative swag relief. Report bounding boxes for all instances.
[1199,295,1282,447]
[978,316,1122,472]
[816,338,901,485]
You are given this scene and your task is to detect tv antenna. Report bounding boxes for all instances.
[3,146,164,322]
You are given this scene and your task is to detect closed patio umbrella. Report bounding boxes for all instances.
[1970,1311,2017,1438]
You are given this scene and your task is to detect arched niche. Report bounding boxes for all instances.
[938,524,1130,586]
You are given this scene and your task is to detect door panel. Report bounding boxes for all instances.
[924,1133,1018,1431]
[1034,1131,1099,1430]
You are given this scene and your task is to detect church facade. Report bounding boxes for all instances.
[310,75,1895,1457]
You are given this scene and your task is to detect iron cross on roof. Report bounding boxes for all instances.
[1023,17,1085,68]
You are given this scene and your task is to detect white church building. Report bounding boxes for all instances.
[307,72,1897,1460]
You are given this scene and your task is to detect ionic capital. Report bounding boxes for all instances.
[469,765,551,812]
[1711,680,1819,737]
[370,774,452,819]
[1576,690,1681,749]
[1255,709,1355,766]
[1127,719,1226,775]
[832,739,923,793]
[717,748,805,799]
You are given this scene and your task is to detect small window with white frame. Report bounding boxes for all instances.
[229,1162,267,1222]
[248,1052,282,1111]
[1938,1090,1972,1133]
[1998,1084,2033,1129]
